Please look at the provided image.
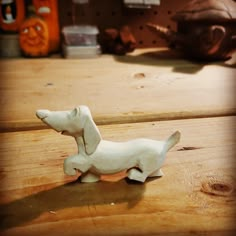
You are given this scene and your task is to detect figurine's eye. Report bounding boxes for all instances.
[71,108,78,117]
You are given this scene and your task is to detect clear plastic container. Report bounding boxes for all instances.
[62,44,101,59]
[62,25,99,46]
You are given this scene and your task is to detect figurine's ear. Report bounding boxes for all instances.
[71,107,80,117]
[80,107,101,155]
[205,25,226,55]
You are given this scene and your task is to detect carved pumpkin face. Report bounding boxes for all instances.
[19,17,49,57]
[0,0,25,32]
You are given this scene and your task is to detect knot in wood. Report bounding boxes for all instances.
[211,183,231,192]
[201,177,234,197]
[133,73,145,79]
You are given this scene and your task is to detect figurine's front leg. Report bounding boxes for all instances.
[64,154,91,176]
[80,172,100,183]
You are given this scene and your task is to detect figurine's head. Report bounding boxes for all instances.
[36,106,101,155]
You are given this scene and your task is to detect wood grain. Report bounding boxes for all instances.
[0,48,235,131]
[0,116,235,235]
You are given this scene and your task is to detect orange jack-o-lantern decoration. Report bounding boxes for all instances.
[19,16,49,57]
[33,0,60,52]
[0,0,25,32]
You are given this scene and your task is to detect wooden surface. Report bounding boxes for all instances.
[0,116,236,236]
[0,48,236,235]
[0,48,236,131]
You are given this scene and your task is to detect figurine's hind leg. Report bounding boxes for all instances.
[80,172,100,183]
[149,169,164,177]
[128,157,160,182]
[128,156,162,182]
[127,168,150,182]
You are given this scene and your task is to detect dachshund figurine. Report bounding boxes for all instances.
[36,106,180,183]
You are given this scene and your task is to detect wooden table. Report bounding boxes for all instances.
[0,48,236,236]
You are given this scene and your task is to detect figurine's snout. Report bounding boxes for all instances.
[36,109,50,119]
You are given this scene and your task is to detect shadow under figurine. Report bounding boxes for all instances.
[36,106,180,183]
[147,0,236,61]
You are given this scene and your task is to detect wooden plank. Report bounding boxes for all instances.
[0,48,236,131]
[0,116,235,235]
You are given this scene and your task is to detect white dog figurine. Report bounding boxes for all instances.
[36,106,180,183]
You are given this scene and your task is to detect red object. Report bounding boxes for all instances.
[0,0,25,32]
[33,0,60,52]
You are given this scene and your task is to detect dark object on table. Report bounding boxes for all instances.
[147,0,236,61]
[103,25,136,55]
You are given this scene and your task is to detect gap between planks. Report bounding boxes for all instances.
[1,110,236,133]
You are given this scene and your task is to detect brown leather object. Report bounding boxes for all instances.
[102,25,136,55]
[172,0,236,22]
[147,0,236,61]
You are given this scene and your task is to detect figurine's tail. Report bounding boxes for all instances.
[164,131,181,153]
